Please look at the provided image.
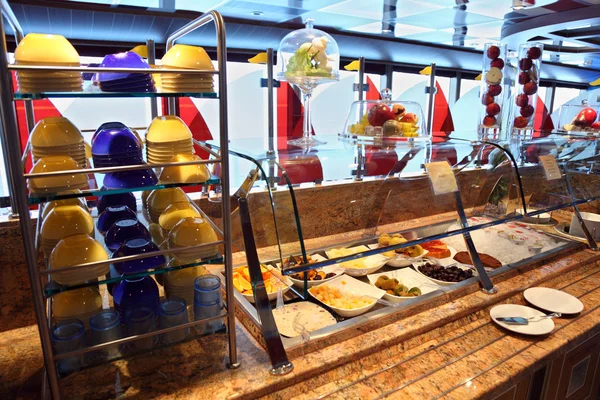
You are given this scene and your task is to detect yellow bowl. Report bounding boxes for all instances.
[159,154,211,184]
[28,156,87,193]
[52,287,102,328]
[146,115,192,143]
[147,187,189,222]
[168,216,219,261]
[158,202,201,232]
[41,204,93,241]
[31,117,83,148]
[14,33,80,64]
[161,44,214,70]
[49,234,109,285]
[41,195,88,221]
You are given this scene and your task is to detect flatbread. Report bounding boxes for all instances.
[272,302,336,338]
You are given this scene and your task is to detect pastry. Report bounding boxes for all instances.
[454,251,502,269]
[421,240,451,259]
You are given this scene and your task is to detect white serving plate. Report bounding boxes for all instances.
[326,246,389,277]
[287,257,345,289]
[524,287,584,314]
[308,274,385,318]
[490,304,554,335]
[367,243,429,267]
[413,260,477,286]
[367,268,440,303]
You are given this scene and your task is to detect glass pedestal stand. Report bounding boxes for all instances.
[478,125,502,141]
[289,81,324,147]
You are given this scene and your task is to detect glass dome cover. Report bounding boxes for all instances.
[557,103,600,135]
[277,19,340,88]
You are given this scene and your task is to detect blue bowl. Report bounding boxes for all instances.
[99,78,153,88]
[92,122,128,144]
[113,277,159,322]
[92,124,141,158]
[97,192,137,215]
[105,219,151,252]
[97,51,150,82]
[99,85,156,93]
[97,205,137,234]
[112,237,165,274]
[93,155,145,168]
[103,169,158,189]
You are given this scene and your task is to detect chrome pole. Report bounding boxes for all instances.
[146,39,158,119]
[267,48,274,155]
[426,63,436,135]
[0,14,61,400]
[358,56,365,101]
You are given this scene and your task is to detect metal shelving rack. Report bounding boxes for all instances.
[0,4,238,399]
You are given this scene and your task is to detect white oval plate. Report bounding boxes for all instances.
[490,304,554,335]
[524,287,584,314]
[367,268,440,302]
[413,260,477,286]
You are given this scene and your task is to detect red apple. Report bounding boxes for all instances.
[516,94,529,107]
[487,45,500,60]
[488,85,502,97]
[483,116,496,127]
[490,58,504,69]
[574,107,598,127]
[527,47,542,60]
[400,112,419,124]
[523,82,538,95]
[486,103,501,116]
[514,116,528,128]
[591,121,600,130]
[520,105,534,118]
[368,104,395,127]
[518,72,531,85]
[481,94,494,106]
[519,58,532,71]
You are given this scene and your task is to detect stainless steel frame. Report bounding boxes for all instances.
[0,5,238,398]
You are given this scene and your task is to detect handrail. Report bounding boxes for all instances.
[8,64,218,74]
[0,0,23,43]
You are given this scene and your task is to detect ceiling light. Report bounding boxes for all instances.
[251,10,263,16]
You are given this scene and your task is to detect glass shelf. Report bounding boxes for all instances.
[28,174,220,205]
[43,255,224,297]
[14,90,218,100]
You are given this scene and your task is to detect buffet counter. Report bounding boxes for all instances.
[2,237,599,399]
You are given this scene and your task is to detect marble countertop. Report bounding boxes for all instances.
[2,245,599,399]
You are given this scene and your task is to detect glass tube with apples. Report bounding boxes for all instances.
[479,43,507,140]
[512,43,544,135]
[277,19,340,147]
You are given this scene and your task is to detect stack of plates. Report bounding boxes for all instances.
[159,44,215,93]
[31,117,86,167]
[95,51,154,93]
[14,33,82,93]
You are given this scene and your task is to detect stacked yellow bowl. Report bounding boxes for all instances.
[27,155,88,194]
[159,154,211,184]
[40,194,89,221]
[159,44,214,93]
[145,187,189,223]
[31,117,86,167]
[14,33,83,92]
[167,216,219,262]
[158,202,201,235]
[49,234,109,285]
[163,258,208,305]
[145,116,194,164]
[52,287,102,329]
[41,204,94,257]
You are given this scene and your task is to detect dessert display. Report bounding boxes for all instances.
[417,262,474,283]
[272,302,337,338]
[277,18,340,147]
[309,284,373,310]
[373,275,422,297]
[343,90,425,141]
[454,251,502,269]
[558,104,600,134]
[479,43,507,137]
[421,240,451,259]
[512,43,543,132]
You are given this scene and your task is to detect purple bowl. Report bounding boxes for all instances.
[105,219,151,252]
[97,192,137,214]
[97,51,150,82]
[103,169,158,189]
[83,63,99,81]
[99,85,156,93]
[97,205,137,234]
[112,237,165,274]
[92,124,141,157]
[113,277,159,322]
[99,75,152,86]
[99,80,154,90]
[92,122,128,144]
[93,155,145,168]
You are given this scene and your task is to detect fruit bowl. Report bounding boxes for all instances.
[340,93,427,143]
[557,104,600,135]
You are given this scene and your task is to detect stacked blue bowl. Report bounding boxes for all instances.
[95,52,154,93]
[92,122,143,168]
